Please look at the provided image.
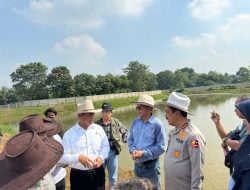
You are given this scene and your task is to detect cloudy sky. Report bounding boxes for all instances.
[1,0,250,87]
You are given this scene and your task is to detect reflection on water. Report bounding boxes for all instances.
[59,94,240,190]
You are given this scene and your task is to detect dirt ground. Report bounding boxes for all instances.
[0,134,134,190]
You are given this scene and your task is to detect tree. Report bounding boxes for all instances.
[46,66,74,98]
[145,72,158,91]
[123,61,151,92]
[10,62,48,101]
[156,70,174,90]
[74,73,96,96]
[95,74,115,95]
[0,87,17,105]
[236,67,250,82]
[110,75,130,93]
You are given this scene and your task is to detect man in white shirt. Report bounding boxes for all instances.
[61,100,109,190]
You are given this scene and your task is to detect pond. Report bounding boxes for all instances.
[59,94,240,189]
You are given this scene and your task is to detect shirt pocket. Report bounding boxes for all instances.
[168,142,184,161]
[143,127,155,144]
[73,136,88,153]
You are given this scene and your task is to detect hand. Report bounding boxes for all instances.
[211,111,220,123]
[93,156,103,168]
[79,155,94,169]
[132,150,138,160]
[132,150,144,160]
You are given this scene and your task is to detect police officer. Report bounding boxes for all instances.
[164,92,206,190]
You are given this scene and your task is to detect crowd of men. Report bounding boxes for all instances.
[1,91,250,190]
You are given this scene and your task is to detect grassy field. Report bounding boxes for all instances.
[0,86,249,129]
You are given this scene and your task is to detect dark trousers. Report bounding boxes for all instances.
[70,166,105,190]
[56,178,65,190]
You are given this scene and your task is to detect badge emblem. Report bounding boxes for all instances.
[173,150,181,158]
[191,139,200,148]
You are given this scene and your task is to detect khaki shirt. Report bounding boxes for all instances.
[164,121,206,190]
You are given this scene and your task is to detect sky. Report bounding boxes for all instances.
[1,0,250,87]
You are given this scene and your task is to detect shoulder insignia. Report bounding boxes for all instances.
[191,139,200,148]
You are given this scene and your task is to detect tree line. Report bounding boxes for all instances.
[0,61,249,104]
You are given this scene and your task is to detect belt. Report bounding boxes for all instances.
[71,168,96,174]
[137,159,158,167]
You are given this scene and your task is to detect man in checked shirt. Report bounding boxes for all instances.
[96,102,128,190]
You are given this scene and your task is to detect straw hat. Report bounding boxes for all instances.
[136,95,155,107]
[0,130,63,190]
[77,100,99,114]
[166,92,193,114]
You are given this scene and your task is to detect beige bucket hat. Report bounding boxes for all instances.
[136,94,155,107]
[77,100,100,114]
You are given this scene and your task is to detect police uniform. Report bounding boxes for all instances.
[164,120,206,190]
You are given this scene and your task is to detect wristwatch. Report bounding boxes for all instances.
[222,136,229,146]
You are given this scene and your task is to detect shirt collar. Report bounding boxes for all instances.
[76,122,94,131]
[138,114,154,124]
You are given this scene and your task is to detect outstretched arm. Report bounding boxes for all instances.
[211,111,228,139]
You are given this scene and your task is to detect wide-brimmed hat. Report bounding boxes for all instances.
[101,102,113,111]
[235,100,250,123]
[0,130,63,190]
[77,100,99,114]
[166,92,193,114]
[19,114,57,137]
[42,118,63,137]
[136,95,155,107]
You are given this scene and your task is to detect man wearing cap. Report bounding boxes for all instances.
[164,92,206,190]
[61,99,109,190]
[128,94,166,190]
[95,102,128,190]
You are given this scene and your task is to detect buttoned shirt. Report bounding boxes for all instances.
[164,120,206,190]
[50,134,66,184]
[128,114,166,163]
[61,123,109,170]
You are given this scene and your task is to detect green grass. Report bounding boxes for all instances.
[0,124,16,135]
[0,87,249,125]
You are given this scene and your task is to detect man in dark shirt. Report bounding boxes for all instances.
[96,102,128,190]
